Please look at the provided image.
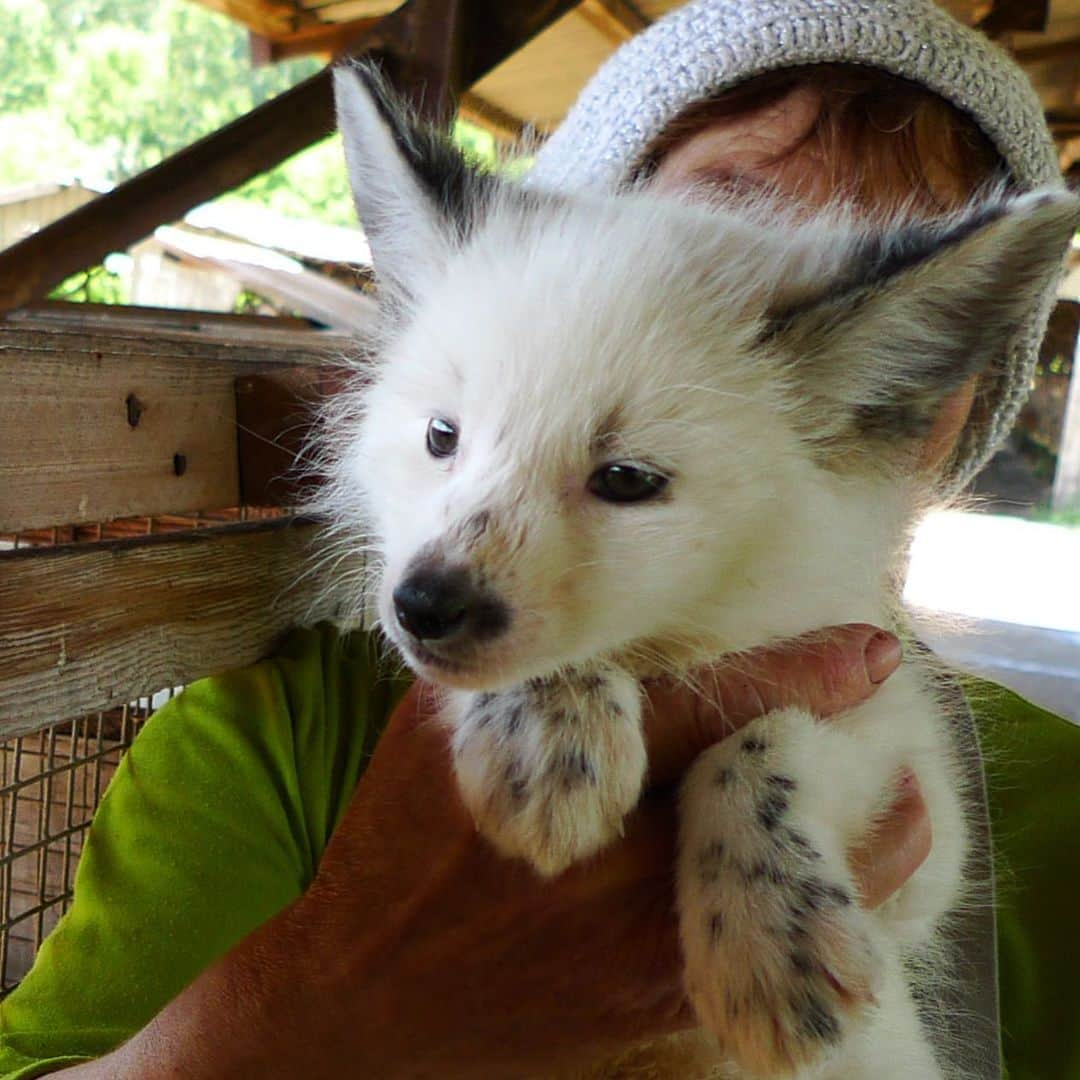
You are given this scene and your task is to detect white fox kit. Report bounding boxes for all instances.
[318,63,1079,1079]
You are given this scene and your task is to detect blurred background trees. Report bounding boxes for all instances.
[0,0,497,222]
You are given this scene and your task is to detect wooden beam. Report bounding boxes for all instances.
[9,299,313,336]
[0,70,338,316]
[303,0,400,18]
[249,18,382,64]
[459,92,529,142]
[1046,108,1080,137]
[0,520,340,733]
[0,317,352,533]
[577,0,648,42]
[977,0,1049,36]
[0,0,581,314]
[249,18,531,142]
[235,366,357,506]
[190,0,306,38]
[1013,35,1080,65]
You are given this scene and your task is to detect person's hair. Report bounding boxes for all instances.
[643,64,1009,215]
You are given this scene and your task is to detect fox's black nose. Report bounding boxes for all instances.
[393,566,510,643]
[393,569,472,641]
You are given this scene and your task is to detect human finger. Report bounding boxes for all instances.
[643,624,902,787]
[848,770,932,909]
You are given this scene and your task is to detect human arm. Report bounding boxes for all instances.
[0,624,405,1080]
[54,624,923,1080]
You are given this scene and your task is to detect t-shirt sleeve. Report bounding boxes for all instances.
[0,623,407,1078]
[969,681,1080,1080]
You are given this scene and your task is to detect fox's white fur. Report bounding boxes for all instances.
[314,63,1080,1079]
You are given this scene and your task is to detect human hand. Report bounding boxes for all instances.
[84,623,926,1080]
[643,625,929,908]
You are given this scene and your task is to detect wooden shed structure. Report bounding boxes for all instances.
[0,0,1078,988]
[0,182,101,252]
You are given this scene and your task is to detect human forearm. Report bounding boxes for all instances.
[51,890,406,1080]
[49,625,926,1079]
[49,903,319,1078]
[49,819,679,1079]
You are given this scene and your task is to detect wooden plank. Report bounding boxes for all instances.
[187,0,308,37]
[1,508,288,548]
[576,0,649,42]
[0,321,353,532]
[1045,107,1080,136]
[459,92,529,141]
[249,17,382,62]
[0,521,340,734]
[469,7,615,128]
[302,0,401,19]
[8,300,314,337]
[977,0,1049,35]
[938,0,990,24]
[236,366,356,505]
[1014,34,1080,63]
[0,310,354,359]
[250,22,530,143]
[250,13,530,144]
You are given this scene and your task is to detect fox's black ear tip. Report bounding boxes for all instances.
[334,57,411,133]
[333,58,380,99]
[1003,186,1080,233]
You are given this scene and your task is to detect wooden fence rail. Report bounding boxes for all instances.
[0,315,359,533]
[0,520,344,735]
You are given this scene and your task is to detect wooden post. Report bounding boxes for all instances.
[977,0,1049,36]
[1051,319,1080,511]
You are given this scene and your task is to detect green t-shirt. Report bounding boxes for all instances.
[0,623,1075,1078]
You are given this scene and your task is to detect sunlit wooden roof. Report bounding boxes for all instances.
[195,0,1079,166]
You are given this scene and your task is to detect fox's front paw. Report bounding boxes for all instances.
[449,665,645,876]
[679,713,882,1077]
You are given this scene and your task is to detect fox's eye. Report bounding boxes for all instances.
[587,463,668,504]
[426,418,458,458]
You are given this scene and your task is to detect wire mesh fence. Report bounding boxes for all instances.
[0,700,174,990]
[0,505,285,990]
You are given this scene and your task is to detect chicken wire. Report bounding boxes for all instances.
[0,506,287,990]
[0,702,166,990]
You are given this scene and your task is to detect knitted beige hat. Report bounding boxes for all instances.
[530,0,1064,487]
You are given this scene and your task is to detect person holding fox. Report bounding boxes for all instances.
[3,2,1077,1078]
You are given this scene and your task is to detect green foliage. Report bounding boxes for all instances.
[1038,352,1073,378]
[230,136,357,227]
[154,3,319,166]
[0,109,91,188]
[1,0,521,306]
[0,0,55,113]
[229,120,512,228]
[2,0,319,184]
[1028,506,1080,530]
[59,25,170,180]
[454,120,497,168]
[48,264,130,305]
[47,0,159,48]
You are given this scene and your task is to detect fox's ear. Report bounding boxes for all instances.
[333,61,498,311]
[769,189,1080,452]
